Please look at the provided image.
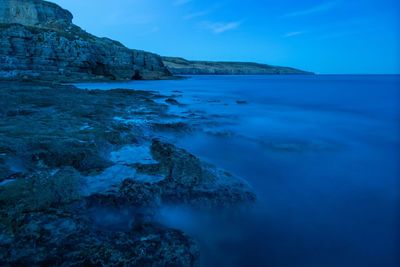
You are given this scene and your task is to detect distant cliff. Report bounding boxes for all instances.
[0,0,171,81]
[162,57,313,75]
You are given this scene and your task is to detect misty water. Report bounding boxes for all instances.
[77,75,400,267]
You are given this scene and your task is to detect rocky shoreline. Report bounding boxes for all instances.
[0,81,256,266]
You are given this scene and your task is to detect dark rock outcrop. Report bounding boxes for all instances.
[162,56,313,75]
[0,81,257,266]
[0,0,171,81]
[0,210,200,266]
[131,140,257,209]
[85,139,256,210]
[0,82,206,266]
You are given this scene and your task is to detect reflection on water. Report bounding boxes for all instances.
[77,75,400,267]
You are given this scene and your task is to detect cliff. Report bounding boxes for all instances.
[0,0,73,28]
[162,57,313,75]
[0,0,171,81]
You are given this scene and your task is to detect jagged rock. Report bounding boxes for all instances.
[85,179,162,209]
[165,98,181,105]
[0,211,200,266]
[119,179,162,207]
[0,81,254,266]
[29,139,111,172]
[152,122,192,132]
[0,0,171,81]
[133,140,257,209]
[84,139,256,210]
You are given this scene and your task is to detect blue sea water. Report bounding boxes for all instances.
[77,75,400,267]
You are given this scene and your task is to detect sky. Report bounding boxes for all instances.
[51,0,400,74]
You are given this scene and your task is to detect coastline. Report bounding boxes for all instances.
[1,75,399,266]
[0,81,256,266]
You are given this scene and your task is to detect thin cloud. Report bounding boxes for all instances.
[183,3,222,20]
[184,10,210,20]
[173,0,192,6]
[201,20,243,34]
[284,31,306,38]
[282,1,339,18]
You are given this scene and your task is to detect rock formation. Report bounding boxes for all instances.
[162,56,313,75]
[0,81,256,266]
[88,139,257,210]
[0,0,171,81]
[0,0,73,27]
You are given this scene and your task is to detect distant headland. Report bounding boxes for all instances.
[162,57,313,75]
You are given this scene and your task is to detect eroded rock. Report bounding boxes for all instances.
[0,211,199,266]
[83,139,256,210]
[0,0,171,81]
[0,81,256,266]
[132,140,257,209]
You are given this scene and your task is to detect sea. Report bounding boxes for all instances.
[76,75,400,267]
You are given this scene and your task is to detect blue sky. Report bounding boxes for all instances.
[51,0,399,74]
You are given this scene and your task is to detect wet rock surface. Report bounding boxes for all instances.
[0,210,199,266]
[165,98,181,106]
[0,81,256,266]
[90,139,256,210]
[141,140,256,208]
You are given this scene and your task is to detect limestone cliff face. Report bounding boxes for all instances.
[0,0,171,81]
[0,0,72,28]
[162,57,313,75]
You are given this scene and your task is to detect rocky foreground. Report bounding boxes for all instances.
[0,82,256,266]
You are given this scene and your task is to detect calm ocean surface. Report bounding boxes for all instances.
[77,75,400,267]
